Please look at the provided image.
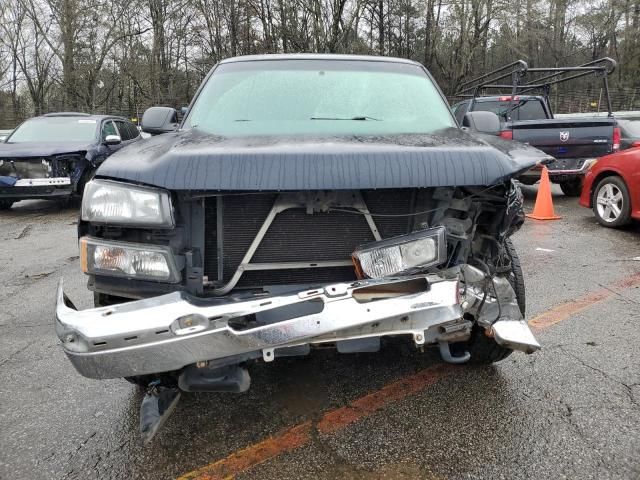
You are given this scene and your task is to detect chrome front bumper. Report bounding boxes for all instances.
[55,266,541,379]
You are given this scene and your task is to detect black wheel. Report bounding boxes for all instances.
[592,176,632,228]
[504,237,526,316]
[0,200,14,210]
[559,178,583,197]
[466,238,525,365]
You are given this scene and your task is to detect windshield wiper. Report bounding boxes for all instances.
[310,116,381,121]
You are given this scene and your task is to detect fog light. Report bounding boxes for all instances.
[352,227,446,279]
[80,237,180,282]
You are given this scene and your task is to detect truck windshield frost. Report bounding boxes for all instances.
[184,60,456,136]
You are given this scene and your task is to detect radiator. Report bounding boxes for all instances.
[203,189,414,290]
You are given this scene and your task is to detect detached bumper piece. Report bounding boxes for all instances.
[139,383,181,444]
[55,264,541,382]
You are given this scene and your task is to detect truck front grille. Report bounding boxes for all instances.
[203,190,413,290]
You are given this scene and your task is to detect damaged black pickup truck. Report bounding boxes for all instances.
[55,54,546,440]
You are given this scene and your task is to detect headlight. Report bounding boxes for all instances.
[352,227,447,279]
[81,179,174,227]
[80,237,180,282]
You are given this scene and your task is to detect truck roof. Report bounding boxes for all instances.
[219,53,422,66]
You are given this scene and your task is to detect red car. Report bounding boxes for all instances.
[580,147,640,227]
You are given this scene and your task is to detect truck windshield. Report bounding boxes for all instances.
[8,117,98,143]
[474,99,547,121]
[184,59,456,136]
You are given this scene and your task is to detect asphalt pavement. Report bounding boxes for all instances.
[0,185,639,480]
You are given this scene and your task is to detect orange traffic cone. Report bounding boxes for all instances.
[526,166,561,220]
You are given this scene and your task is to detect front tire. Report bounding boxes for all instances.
[0,200,14,210]
[559,178,583,197]
[592,176,631,228]
[466,238,525,365]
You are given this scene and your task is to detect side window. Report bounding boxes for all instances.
[453,102,468,124]
[127,122,140,139]
[102,120,117,139]
[114,121,133,141]
[516,101,548,121]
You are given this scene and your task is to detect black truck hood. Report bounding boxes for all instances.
[97,128,548,191]
[0,141,93,158]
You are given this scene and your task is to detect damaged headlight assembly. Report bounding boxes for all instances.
[80,237,181,283]
[81,179,174,227]
[352,227,447,279]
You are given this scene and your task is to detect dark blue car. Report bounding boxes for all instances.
[0,112,141,209]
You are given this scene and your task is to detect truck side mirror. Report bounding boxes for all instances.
[463,111,501,135]
[180,106,189,116]
[141,107,179,135]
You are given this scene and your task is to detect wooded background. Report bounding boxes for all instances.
[1,0,639,128]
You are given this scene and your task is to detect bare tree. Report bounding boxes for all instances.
[1,0,639,127]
